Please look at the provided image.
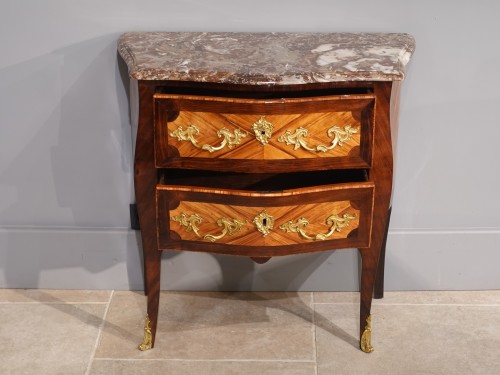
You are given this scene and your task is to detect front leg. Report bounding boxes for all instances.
[359,248,378,353]
[134,81,161,350]
[358,81,394,352]
[139,251,161,350]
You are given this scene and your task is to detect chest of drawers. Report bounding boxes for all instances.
[118,32,415,353]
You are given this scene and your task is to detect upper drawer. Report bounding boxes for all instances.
[154,93,374,172]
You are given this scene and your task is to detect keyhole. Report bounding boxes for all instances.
[262,218,267,226]
[261,131,266,135]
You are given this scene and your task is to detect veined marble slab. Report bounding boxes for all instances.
[118,32,415,84]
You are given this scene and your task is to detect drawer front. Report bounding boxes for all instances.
[155,94,374,171]
[157,183,374,256]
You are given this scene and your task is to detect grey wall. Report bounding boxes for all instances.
[1,0,499,291]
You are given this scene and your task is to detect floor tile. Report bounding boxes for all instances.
[313,292,360,304]
[96,291,314,360]
[0,302,106,375]
[314,290,500,305]
[0,288,112,303]
[2,289,498,374]
[314,303,500,375]
[90,359,315,375]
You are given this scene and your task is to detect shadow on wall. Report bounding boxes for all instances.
[1,34,133,227]
[48,36,132,226]
[0,34,140,288]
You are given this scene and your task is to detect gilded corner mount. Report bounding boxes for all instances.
[360,315,374,353]
[138,314,153,351]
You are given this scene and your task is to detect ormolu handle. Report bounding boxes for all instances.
[278,125,358,153]
[279,213,356,240]
[170,125,248,153]
[171,212,245,242]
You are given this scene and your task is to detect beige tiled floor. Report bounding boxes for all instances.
[1,290,499,374]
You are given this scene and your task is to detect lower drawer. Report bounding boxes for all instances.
[156,173,374,256]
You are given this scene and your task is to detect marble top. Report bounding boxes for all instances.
[118,32,415,85]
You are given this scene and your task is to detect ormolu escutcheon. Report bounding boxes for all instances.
[253,210,275,237]
[252,116,273,145]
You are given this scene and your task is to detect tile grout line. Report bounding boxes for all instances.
[93,358,317,363]
[312,302,500,307]
[0,302,110,305]
[376,303,500,307]
[311,292,319,375]
[84,290,114,375]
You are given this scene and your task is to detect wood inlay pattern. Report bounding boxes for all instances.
[154,94,373,167]
[167,112,360,159]
[169,201,360,246]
